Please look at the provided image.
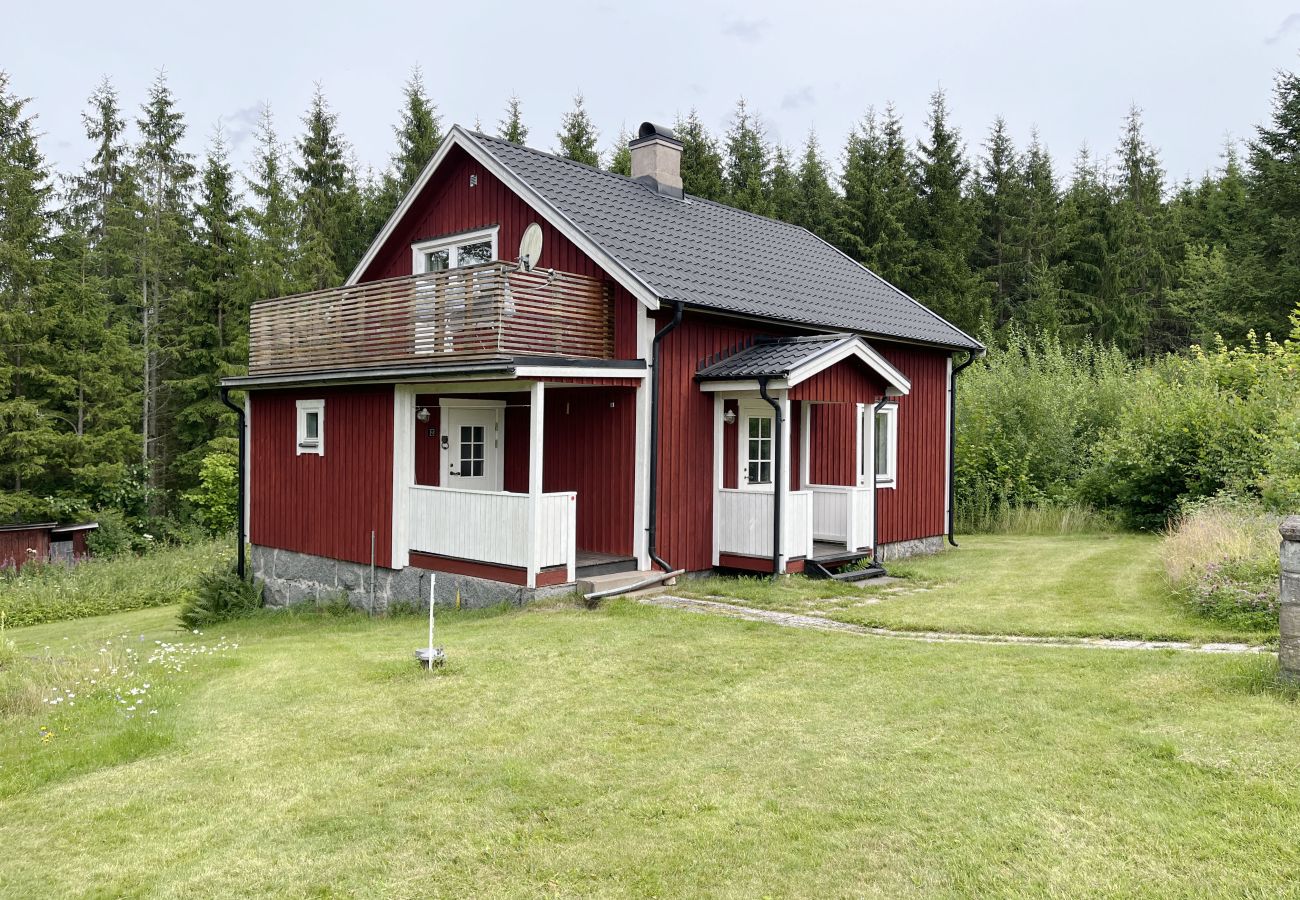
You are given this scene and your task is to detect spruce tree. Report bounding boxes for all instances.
[369,66,442,232]
[292,84,354,289]
[836,106,919,291]
[723,98,770,215]
[243,104,300,301]
[912,90,985,329]
[674,109,725,200]
[0,72,57,509]
[972,117,1028,325]
[498,95,528,144]
[1106,106,1171,353]
[607,126,632,175]
[1056,146,1111,337]
[767,145,798,222]
[1017,130,1064,332]
[168,128,246,486]
[1245,68,1300,338]
[556,92,600,166]
[792,131,839,240]
[135,70,196,505]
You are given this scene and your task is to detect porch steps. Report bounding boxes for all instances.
[578,570,675,604]
[805,551,887,583]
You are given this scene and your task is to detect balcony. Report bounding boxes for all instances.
[248,262,614,377]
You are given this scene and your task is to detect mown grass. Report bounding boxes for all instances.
[2,600,1299,897]
[0,540,228,627]
[680,534,1278,645]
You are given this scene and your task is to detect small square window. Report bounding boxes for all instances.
[296,399,325,456]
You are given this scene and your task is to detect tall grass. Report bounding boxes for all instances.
[1162,496,1280,630]
[957,502,1119,535]
[0,540,229,628]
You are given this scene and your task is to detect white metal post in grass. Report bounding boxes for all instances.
[416,572,444,669]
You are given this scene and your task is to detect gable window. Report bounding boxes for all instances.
[739,401,774,489]
[870,404,898,488]
[410,227,499,275]
[296,399,325,456]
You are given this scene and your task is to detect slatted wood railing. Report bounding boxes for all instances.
[248,263,614,376]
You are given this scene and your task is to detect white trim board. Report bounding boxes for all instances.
[346,126,661,312]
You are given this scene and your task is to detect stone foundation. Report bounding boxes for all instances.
[250,546,545,614]
[1280,516,1300,682]
[876,534,945,562]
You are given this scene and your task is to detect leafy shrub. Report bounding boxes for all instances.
[0,540,227,627]
[85,508,134,557]
[183,438,239,536]
[956,328,1131,526]
[179,564,263,629]
[1163,495,1280,630]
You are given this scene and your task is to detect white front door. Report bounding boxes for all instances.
[440,402,504,491]
[739,400,775,491]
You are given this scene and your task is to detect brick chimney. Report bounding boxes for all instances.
[630,122,683,199]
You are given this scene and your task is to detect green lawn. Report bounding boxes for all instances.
[2,598,1299,897]
[681,534,1277,645]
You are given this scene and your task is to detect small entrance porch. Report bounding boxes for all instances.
[698,335,911,575]
[391,376,644,588]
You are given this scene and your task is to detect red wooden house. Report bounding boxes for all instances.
[223,123,983,608]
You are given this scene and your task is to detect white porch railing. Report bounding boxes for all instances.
[407,486,576,577]
[808,485,873,550]
[715,489,812,561]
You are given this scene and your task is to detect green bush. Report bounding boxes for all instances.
[179,564,263,629]
[183,437,239,536]
[0,540,227,627]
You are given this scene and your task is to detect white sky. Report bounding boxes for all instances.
[5,0,1300,189]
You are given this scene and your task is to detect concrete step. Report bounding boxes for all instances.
[576,570,671,598]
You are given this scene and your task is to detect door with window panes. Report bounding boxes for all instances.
[739,401,775,490]
[440,405,503,491]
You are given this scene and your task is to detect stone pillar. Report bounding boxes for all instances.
[1280,516,1300,681]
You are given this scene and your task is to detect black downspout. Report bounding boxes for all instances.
[219,386,247,580]
[871,395,890,569]
[647,300,685,573]
[947,351,978,547]
[758,377,783,580]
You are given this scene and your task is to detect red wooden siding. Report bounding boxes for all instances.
[356,145,640,360]
[655,313,798,572]
[250,386,395,567]
[808,404,856,486]
[412,386,635,557]
[410,551,567,587]
[876,346,949,543]
[0,527,51,570]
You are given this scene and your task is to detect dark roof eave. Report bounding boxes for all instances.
[220,357,647,390]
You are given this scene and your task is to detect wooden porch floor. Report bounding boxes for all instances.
[575,550,637,577]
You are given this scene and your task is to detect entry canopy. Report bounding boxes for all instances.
[695,334,910,396]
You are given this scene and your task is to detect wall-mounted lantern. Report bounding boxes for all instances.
[416,406,431,424]
[723,408,737,426]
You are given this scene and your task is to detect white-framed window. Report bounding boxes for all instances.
[296,399,325,456]
[870,403,898,488]
[739,400,775,490]
[410,227,499,274]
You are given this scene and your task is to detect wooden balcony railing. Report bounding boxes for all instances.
[248,262,614,376]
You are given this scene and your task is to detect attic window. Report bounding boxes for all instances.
[411,227,499,274]
[296,399,325,456]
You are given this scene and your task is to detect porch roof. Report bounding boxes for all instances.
[695,334,911,396]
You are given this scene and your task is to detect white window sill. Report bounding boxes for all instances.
[875,478,896,489]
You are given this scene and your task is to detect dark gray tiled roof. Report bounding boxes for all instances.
[696,335,850,379]
[470,131,982,351]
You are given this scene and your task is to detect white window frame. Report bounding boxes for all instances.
[738,400,776,492]
[870,403,898,489]
[410,226,499,274]
[296,399,325,456]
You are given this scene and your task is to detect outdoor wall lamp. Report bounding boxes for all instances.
[723,409,737,425]
[416,407,431,423]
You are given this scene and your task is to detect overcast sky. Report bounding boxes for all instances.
[6,1,1300,189]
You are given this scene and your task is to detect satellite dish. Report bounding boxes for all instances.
[518,223,543,272]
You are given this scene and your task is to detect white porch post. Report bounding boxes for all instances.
[632,309,654,570]
[863,402,877,556]
[527,380,546,588]
[391,386,416,569]
[777,391,792,574]
[712,394,724,567]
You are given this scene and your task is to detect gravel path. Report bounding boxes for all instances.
[640,595,1272,654]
